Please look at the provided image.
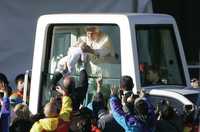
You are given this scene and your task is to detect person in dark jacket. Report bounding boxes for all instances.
[63,68,88,112]
[60,68,91,132]
[92,77,124,132]
[52,68,88,113]
[119,76,134,99]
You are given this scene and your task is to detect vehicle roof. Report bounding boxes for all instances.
[148,88,200,105]
[41,13,172,18]
[38,13,175,25]
[147,87,200,95]
[163,88,200,95]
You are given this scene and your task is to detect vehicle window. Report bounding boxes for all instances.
[136,25,186,86]
[148,95,185,115]
[40,24,121,107]
[184,94,200,106]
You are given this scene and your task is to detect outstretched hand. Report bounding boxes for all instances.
[0,82,8,97]
[139,89,145,97]
[55,85,68,96]
[82,45,93,53]
[96,76,103,93]
[110,84,118,96]
[50,97,56,104]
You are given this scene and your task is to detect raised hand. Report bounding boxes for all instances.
[96,76,103,93]
[55,85,68,96]
[110,84,118,96]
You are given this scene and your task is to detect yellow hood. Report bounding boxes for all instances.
[38,118,59,131]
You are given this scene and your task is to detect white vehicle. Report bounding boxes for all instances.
[147,88,200,114]
[27,13,200,115]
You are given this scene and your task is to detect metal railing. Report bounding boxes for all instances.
[23,70,31,104]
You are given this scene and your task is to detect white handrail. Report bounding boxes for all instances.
[23,70,31,104]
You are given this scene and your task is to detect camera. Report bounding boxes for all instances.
[0,92,4,98]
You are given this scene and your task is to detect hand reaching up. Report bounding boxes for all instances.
[56,85,68,96]
[110,84,118,96]
[50,97,56,104]
[139,88,146,97]
[96,76,103,93]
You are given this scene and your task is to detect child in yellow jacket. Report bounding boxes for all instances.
[30,86,72,132]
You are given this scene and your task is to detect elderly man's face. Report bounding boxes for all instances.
[87,30,99,41]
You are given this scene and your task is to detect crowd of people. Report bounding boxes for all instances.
[0,71,199,132]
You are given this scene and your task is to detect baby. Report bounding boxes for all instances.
[49,41,91,90]
[56,41,89,74]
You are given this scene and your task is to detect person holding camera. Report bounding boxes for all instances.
[109,75,156,132]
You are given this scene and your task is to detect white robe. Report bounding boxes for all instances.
[79,33,116,75]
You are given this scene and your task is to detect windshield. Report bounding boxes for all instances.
[40,24,121,108]
[136,25,186,86]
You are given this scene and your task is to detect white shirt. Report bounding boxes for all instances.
[79,33,115,64]
[78,32,117,75]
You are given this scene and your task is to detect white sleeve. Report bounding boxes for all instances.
[95,48,110,57]
[67,47,83,73]
[56,56,69,72]
[81,53,87,61]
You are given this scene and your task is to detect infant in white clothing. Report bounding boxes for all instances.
[56,41,89,74]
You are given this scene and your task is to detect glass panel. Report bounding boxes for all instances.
[188,67,200,80]
[136,25,186,86]
[41,24,121,108]
[184,94,200,106]
[148,95,185,115]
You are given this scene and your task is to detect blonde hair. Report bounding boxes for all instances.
[14,103,31,120]
[44,101,58,117]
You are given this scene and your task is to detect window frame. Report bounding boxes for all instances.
[135,24,186,87]
[39,24,122,109]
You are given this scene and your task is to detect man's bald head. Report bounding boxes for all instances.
[63,75,75,94]
[44,101,58,117]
